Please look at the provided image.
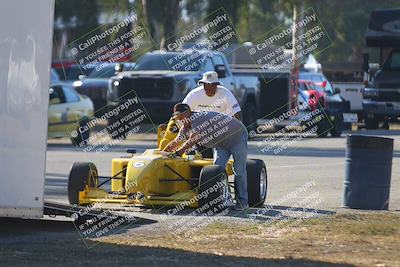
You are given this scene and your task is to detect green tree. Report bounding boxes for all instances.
[55,0,99,39]
[140,0,182,49]
[303,0,400,64]
[206,0,247,42]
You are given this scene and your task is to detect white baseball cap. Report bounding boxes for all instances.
[198,71,220,85]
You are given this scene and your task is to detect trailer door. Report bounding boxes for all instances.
[0,0,54,218]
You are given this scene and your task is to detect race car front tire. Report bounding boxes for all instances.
[68,162,98,205]
[198,165,230,214]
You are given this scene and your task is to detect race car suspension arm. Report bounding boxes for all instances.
[96,167,127,188]
[164,164,194,186]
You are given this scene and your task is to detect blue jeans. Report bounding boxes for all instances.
[213,131,248,206]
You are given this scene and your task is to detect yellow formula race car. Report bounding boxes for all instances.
[67,121,267,211]
[48,83,94,146]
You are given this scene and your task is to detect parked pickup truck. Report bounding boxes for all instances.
[363,9,400,129]
[107,50,261,135]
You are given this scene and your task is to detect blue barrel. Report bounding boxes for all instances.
[343,135,393,210]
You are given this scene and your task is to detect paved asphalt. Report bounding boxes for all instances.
[45,128,400,212]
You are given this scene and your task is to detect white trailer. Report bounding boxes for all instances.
[0,0,54,218]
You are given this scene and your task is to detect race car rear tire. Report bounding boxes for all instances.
[198,165,230,214]
[68,162,98,205]
[247,159,267,207]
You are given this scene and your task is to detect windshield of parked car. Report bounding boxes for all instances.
[383,51,400,71]
[88,65,116,78]
[323,80,334,94]
[300,73,334,94]
[134,53,203,71]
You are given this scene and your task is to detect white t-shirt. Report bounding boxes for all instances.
[182,85,241,116]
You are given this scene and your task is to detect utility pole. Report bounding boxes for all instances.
[290,0,304,110]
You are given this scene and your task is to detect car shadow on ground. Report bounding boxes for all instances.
[148,204,336,221]
[0,217,353,267]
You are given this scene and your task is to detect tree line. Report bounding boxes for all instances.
[54,0,399,64]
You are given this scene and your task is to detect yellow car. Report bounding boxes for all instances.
[48,83,94,146]
[67,121,268,212]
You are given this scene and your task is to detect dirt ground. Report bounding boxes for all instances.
[0,211,399,267]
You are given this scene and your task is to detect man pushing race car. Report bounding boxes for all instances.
[67,71,267,212]
[182,71,242,120]
[161,103,249,210]
[160,71,249,210]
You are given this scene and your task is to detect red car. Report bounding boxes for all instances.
[297,79,327,111]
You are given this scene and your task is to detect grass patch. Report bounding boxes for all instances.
[96,211,400,266]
